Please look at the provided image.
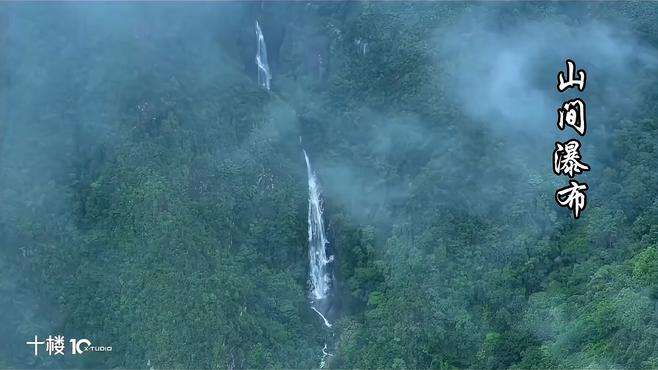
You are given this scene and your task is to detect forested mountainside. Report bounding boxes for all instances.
[2,2,658,369]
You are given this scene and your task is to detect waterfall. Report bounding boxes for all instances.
[255,21,271,91]
[304,150,333,303]
[311,306,332,328]
[303,149,335,367]
[319,344,334,369]
[354,38,368,56]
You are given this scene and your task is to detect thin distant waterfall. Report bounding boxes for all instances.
[255,21,271,91]
[304,150,333,306]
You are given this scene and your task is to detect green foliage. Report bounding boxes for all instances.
[2,2,658,369]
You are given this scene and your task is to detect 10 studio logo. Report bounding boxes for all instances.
[70,338,112,355]
[26,335,112,356]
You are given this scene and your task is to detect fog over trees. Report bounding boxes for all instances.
[2,2,658,369]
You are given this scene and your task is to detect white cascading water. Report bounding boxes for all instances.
[304,150,333,306]
[303,149,335,367]
[311,306,332,328]
[255,21,271,91]
[319,344,334,369]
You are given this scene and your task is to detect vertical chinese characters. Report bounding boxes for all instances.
[554,60,590,218]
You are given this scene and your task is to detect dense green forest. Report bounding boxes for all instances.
[2,2,658,369]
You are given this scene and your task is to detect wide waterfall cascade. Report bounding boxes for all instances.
[255,21,271,91]
[304,150,333,302]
